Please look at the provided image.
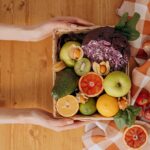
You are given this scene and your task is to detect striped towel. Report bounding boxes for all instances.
[82,0,150,149]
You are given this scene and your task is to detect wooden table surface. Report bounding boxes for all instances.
[0,0,123,150]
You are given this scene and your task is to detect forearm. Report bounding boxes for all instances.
[0,21,86,42]
[0,17,93,42]
[0,108,36,125]
[0,23,54,42]
[0,21,73,42]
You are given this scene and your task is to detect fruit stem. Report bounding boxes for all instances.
[117,82,121,87]
[142,99,148,104]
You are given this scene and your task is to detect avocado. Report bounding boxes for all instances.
[59,41,81,67]
[51,68,79,100]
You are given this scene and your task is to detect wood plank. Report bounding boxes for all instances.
[0,0,123,150]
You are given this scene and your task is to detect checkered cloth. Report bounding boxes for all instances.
[117,0,150,64]
[83,120,150,150]
[82,1,150,150]
[131,59,150,105]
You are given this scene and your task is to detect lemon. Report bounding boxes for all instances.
[96,94,119,117]
[56,95,79,117]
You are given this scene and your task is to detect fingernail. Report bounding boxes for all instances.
[67,120,74,124]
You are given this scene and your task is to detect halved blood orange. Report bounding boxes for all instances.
[123,125,148,149]
[79,72,103,97]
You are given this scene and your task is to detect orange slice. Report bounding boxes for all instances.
[53,61,66,72]
[123,125,148,149]
[56,95,79,117]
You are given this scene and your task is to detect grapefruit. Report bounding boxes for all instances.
[123,125,148,149]
[79,72,103,97]
[56,95,79,117]
[96,94,119,117]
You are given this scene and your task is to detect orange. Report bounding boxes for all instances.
[56,95,79,117]
[123,125,148,149]
[79,72,103,97]
[96,94,119,117]
[53,61,66,72]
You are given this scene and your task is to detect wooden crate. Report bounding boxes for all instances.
[52,27,131,121]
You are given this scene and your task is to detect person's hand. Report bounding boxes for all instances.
[0,16,94,41]
[29,109,89,132]
[0,108,89,132]
[31,16,94,41]
[51,16,94,27]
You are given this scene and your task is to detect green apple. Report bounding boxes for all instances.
[59,41,81,67]
[103,71,131,97]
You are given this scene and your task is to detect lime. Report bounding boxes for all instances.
[79,98,96,115]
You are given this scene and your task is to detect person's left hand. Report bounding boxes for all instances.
[0,16,94,41]
[30,16,95,41]
[51,16,94,27]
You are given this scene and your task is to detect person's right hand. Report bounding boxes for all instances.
[30,109,90,132]
[0,108,90,132]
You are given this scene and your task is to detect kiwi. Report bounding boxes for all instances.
[74,58,91,76]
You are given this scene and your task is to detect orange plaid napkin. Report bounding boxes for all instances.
[131,59,150,105]
[82,121,150,150]
[117,0,150,64]
[82,1,150,150]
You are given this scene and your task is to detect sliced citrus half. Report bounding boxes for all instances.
[79,72,103,97]
[56,95,79,117]
[123,125,148,149]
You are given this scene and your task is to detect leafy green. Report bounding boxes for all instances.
[126,13,140,29]
[114,110,127,129]
[126,109,135,126]
[115,12,140,41]
[114,116,127,129]
[114,105,141,129]
[122,27,140,41]
[115,12,128,29]
[128,106,141,116]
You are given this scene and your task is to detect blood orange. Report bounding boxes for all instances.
[123,125,148,149]
[79,72,103,97]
